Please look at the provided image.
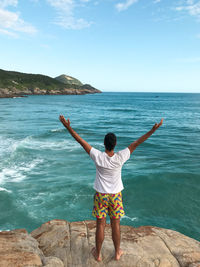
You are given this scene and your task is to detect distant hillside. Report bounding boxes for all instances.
[55,74,83,86]
[0,69,67,90]
[0,69,101,98]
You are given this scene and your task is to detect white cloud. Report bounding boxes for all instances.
[0,27,17,37]
[47,0,73,13]
[175,1,200,19]
[0,8,37,36]
[153,0,161,4]
[47,0,92,29]
[186,0,194,4]
[0,0,37,37]
[0,0,18,8]
[115,0,138,12]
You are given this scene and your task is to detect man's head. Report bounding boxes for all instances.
[104,133,117,151]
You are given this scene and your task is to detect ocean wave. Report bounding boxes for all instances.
[0,131,80,160]
[14,136,80,151]
[50,128,63,133]
[0,187,12,193]
[121,215,138,222]
[0,158,43,185]
[0,136,17,156]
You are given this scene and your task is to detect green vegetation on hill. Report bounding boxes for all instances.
[55,74,83,86]
[0,69,70,91]
[0,69,100,97]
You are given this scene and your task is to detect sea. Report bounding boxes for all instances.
[0,92,200,241]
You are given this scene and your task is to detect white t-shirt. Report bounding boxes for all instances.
[90,147,130,194]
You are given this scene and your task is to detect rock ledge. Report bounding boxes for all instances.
[0,219,200,267]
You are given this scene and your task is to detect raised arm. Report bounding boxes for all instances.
[128,118,163,154]
[59,115,92,155]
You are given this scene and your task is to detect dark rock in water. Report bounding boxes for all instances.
[1,219,200,266]
[0,94,27,98]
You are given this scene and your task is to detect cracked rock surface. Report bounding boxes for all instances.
[1,219,200,267]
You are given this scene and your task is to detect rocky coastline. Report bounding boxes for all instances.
[0,69,101,98]
[0,86,101,98]
[1,219,200,267]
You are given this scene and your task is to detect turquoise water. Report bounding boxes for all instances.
[0,92,200,241]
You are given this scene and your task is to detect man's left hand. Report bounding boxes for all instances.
[59,115,70,129]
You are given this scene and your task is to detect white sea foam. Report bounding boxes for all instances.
[0,187,12,193]
[38,192,46,195]
[0,136,17,156]
[0,134,80,160]
[0,158,44,185]
[0,168,24,184]
[121,215,138,222]
[15,136,80,151]
[50,128,63,132]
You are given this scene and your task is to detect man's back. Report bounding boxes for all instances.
[90,147,130,194]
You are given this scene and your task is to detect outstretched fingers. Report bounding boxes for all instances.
[152,118,164,131]
[159,118,164,126]
[59,115,65,122]
[59,115,70,127]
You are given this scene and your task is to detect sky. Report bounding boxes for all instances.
[0,0,200,93]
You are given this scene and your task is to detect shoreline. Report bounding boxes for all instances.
[0,91,101,98]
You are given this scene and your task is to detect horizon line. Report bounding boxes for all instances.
[102,91,200,94]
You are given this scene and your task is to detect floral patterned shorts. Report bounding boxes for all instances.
[92,191,125,219]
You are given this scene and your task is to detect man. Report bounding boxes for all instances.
[59,115,163,262]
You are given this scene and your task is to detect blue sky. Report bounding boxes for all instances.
[0,0,200,92]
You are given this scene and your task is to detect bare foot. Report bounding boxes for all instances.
[91,247,102,262]
[115,249,123,261]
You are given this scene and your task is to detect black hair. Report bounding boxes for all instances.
[104,132,117,151]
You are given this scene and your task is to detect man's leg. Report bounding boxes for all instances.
[92,217,106,261]
[110,218,123,260]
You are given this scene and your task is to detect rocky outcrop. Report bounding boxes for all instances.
[0,68,101,98]
[1,219,200,267]
[0,228,63,267]
[55,75,83,86]
[0,86,100,98]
